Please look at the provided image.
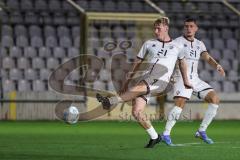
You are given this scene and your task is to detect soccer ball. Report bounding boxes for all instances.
[63,106,79,124]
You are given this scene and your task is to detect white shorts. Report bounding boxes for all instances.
[173,76,214,99]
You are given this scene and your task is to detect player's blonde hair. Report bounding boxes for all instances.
[154,17,170,26]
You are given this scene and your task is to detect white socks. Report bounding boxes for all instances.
[163,106,182,136]
[199,103,219,132]
[146,126,158,139]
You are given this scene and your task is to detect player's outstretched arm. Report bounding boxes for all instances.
[179,58,192,89]
[201,52,225,77]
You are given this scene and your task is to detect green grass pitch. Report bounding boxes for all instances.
[0,120,239,160]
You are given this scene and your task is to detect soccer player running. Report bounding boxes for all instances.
[96,17,192,148]
[161,18,225,146]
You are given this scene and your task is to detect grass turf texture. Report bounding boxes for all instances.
[0,121,239,160]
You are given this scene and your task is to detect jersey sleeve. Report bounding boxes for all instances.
[137,41,148,60]
[200,41,207,53]
[175,39,185,60]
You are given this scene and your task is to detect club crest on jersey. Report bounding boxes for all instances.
[152,44,156,47]
[197,46,200,50]
[169,45,174,49]
[184,44,187,47]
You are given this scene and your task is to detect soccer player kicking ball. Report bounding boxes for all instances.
[161,18,225,146]
[96,17,192,148]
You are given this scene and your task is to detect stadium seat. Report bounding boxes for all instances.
[89,0,103,11]
[223,81,236,93]
[209,81,221,92]
[53,47,66,58]
[11,12,23,24]
[112,26,126,38]
[47,58,60,69]
[68,69,80,81]
[209,49,221,60]
[32,57,45,69]
[103,0,116,12]
[53,12,66,25]
[0,11,9,24]
[49,0,62,11]
[201,38,211,49]
[45,36,58,47]
[17,57,30,69]
[24,46,37,58]
[29,25,42,37]
[41,12,53,25]
[21,0,34,10]
[24,68,38,80]
[9,46,22,57]
[57,26,70,38]
[62,0,75,11]
[213,38,225,50]
[116,1,130,12]
[226,39,238,50]
[33,80,46,91]
[0,47,8,57]
[30,36,44,48]
[15,25,27,37]
[59,36,72,48]
[9,68,23,80]
[1,69,8,79]
[2,57,15,69]
[6,0,20,10]
[219,59,231,71]
[35,0,48,10]
[228,70,238,81]
[16,35,29,47]
[3,79,16,92]
[232,60,238,71]
[211,3,222,13]
[40,68,51,80]
[44,25,56,37]
[71,26,80,38]
[18,79,31,92]
[39,46,51,57]
[54,69,68,80]
[222,49,235,60]
[196,28,207,39]
[130,1,143,12]
[68,48,80,57]
[213,71,225,81]
[221,28,233,39]
[2,25,13,36]
[24,12,38,24]
[199,70,212,82]
[76,0,89,9]
[88,37,101,50]
[171,2,183,11]
[2,35,14,47]
[66,13,80,25]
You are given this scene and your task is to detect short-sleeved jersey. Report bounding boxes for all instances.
[137,38,185,82]
[174,36,207,79]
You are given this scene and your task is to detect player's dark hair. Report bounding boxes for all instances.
[154,17,170,26]
[184,18,197,24]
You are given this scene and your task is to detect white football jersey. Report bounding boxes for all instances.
[174,36,207,79]
[137,39,185,82]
